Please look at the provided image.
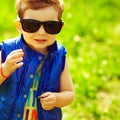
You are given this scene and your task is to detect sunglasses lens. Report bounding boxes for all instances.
[20,19,63,34]
[44,21,63,34]
[20,19,40,33]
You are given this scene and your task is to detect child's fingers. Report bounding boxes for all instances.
[38,92,50,101]
[14,62,24,69]
[10,51,24,58]
[6,49,24,64]
[37,95,46,99]
[10,49,23,54]
[10,57,23,64]
[41,92,50,98]
[8,49,24,58]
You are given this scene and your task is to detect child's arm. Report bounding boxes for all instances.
[0,49,24,85]
[40,59,74,110]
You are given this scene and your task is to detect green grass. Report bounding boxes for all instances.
[1,0,120,119]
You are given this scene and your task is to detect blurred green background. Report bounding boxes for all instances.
[1,0,120,119]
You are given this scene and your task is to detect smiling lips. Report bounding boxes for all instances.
[34,39,47,43]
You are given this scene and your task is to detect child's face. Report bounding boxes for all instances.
[20,6,60,53]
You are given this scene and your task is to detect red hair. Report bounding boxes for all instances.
[16,0,64,20]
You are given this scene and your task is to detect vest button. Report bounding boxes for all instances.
[38,56,42,60]
[17,114,21,118]
[30,74,34,79]
[24,94,27,99]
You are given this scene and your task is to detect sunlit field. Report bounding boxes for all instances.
[1,0,120,119]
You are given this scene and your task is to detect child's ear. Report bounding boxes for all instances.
[13,20,22,33]
[62,24,64,29]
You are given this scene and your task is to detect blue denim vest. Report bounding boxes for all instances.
[0,35,67,120]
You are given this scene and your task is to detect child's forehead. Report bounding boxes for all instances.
[16,0,63,20]
[23,6,59,21]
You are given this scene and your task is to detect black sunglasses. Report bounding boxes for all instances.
[20,19,64,34]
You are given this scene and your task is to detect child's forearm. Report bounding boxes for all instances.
[54,90,74,108]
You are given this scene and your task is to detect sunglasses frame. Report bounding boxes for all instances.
[20,19,64,34]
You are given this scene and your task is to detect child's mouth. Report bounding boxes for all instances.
[34,39,47,43]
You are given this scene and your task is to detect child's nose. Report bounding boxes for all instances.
[38,25,46,34]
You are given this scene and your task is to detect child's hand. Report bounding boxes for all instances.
[39,92,57,110]
[2,49,24,77]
